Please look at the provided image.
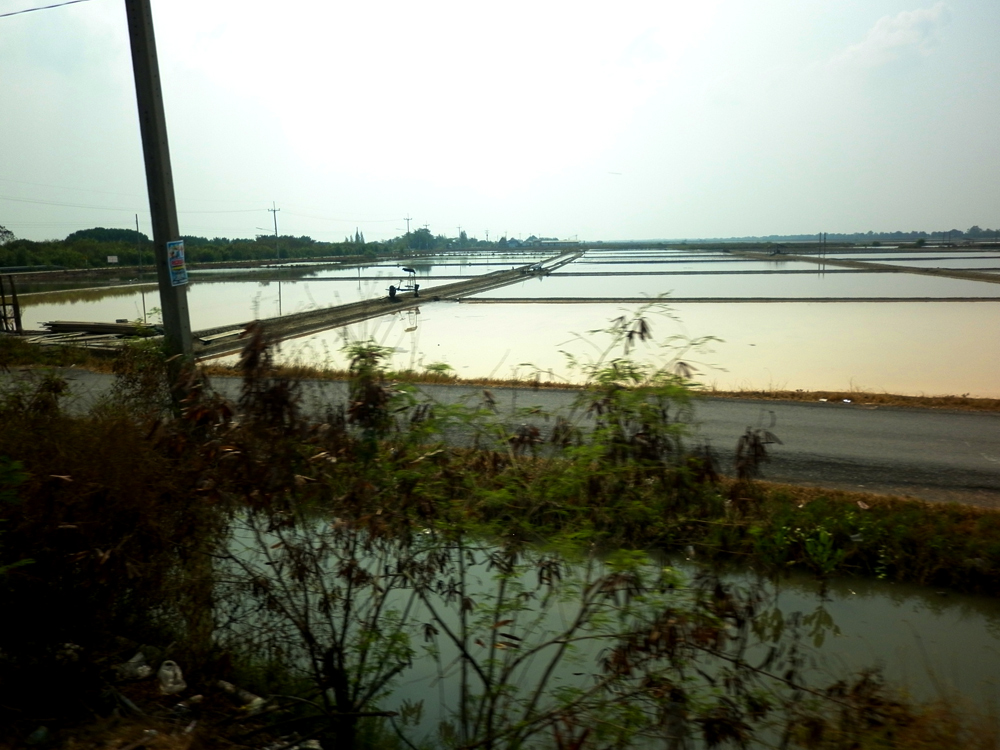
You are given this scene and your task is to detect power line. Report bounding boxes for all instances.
[178,208,262,214]
[0,193,139,211]
[0,184,402,223]
[0,177,144,199]
[283,210,399,224]
[0,193,265,214]
[0,0,93,19]
[0,177,280,207]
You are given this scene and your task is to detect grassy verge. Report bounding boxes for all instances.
[451,452,1000,595]
[0,334,109,369]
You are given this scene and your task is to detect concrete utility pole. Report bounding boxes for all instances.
[404,215,413,235]
[268,201,280,256]
[125,0,192,358]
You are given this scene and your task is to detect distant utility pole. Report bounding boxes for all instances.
[125,0,192,358]
[135,214,142,278]
[404,215,412,235]
[485,230,489,242]
[268,201,280,256]
[136,214,148,322]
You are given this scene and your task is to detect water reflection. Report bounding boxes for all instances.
[559,260,826,273]
[16,254,1000,397]
[272,301,1000,397]
[764,572,1000,699]
[469,272,1000,299]
[219,518,1000,747]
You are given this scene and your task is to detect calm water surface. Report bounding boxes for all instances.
[559,260,827,273]
[18,251,1000,396]
[469,272,1000,299]
[267,300,1000,397]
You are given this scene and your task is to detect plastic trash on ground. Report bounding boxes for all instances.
[24,726,50,746]
[218,679,267,714]
[115,651,153,681]
[157,660,187,695]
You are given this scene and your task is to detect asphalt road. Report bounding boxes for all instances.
[8,367,1000,507]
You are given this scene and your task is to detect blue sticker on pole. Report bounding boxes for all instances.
[167,240,188,286]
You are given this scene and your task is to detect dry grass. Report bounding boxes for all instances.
[810,693,1000,750]
[729,478,917,507]
[197,360,585,391]
[56,720,199,750]
[703,386,1000,412]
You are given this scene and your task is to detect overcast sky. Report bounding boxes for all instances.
[1,0,998,243]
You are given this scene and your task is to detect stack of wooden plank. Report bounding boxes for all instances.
[43,321,160,336]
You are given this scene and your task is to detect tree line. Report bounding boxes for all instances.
[702,226,1000,244]
[0,224,529,270]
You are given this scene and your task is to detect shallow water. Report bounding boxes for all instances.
[770,572,1000,700]
[18,250,1000,397]
[584,252,731,262]
[306,262,524,279]
[20,277,450,330]
[879,258,1000,271]
[467,271,1000,299]
[270,300,1000,397]
[823,251,1000,262]
[558,260,827,273]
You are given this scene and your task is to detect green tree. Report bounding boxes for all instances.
[65,227,150,244]
[0,225,14,246]
[407,227,435,250]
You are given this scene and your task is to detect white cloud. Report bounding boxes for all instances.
[830,2,952,69]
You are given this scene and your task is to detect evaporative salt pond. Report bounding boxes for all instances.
[17,246,1000,397]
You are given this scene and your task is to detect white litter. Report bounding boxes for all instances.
[157,660,187,695]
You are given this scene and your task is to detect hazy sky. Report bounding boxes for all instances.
[1,0,998,243]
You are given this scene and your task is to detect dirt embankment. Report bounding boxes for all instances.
[732,250,1000,285]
